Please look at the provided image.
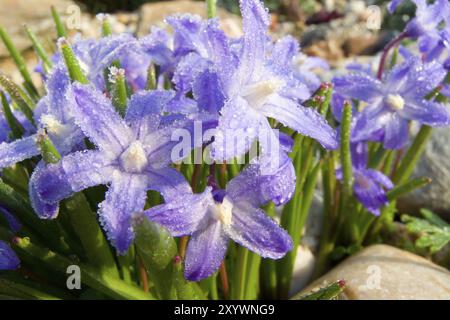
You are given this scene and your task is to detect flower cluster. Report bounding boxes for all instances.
[0,0,449,291]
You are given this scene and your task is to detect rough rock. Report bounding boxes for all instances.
[136,0,242,37]
[296,244,450,300]
[398,127,450,221]
[301,2,390,65]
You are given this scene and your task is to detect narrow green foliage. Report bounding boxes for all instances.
[37,132,119,277]
[0,278,61,300]
[340,102,353,198]
[387,177,431,201]
[59,38,88,84]
[0,27,38,97]
[36,131,62,164]
[24,25,53,72]
[13,237,153,300]
[100,14,113,37]
[207,0,218,18]
[109,68,128,116]
[146,64,157,90]
[296,280,345,300]
[51,6,67,38]
[0,74,35,126]
[393,126,432,185]
[1,91,25,139]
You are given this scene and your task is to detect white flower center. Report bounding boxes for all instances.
[241,79,284,109]
[212,196,234,226]
[40,115,70,137]
[119,141,148,173]
[386,94,405,111]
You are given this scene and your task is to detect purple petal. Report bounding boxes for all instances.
[192,69,225,114]
[226,152,296,207]
[333,73,383,102]
[126,90,174,139]
[184,220,229,281]
[29,162,60,219]
[0,135,39,169]
[99,172,148,253]
[397,58,446,101]
[72,84,133,155]
[353,169,390,216]
[403,100,450,126]
[237,0,270,84]
[352,103,391,143]
[365,169,394,189]
[89,34,144,85]
[140,27,175,73]
[0,207,21,233]
[40,64,70,122]
[225,203,292,259]
[145,188,212,237]
[383,113,409,149]
[0,241,20,270]
[173,52,210,94]
[271,36,299,67]
[211,97,261,161]
[146,167,192,202]
[262,95,338,149]
[387,0,405,13]
[34,150,115,203]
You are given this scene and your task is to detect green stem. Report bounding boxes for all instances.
[146,64,157,90]
[387,177,431,201]
[24,25,53,72]
[51,6,67,38]
[64,192,119,277]
[233,246,249,300]
[0,27,38,97]
[340,102,353,198]
[37,134,119,277]
[207,0,217,19]
[100,15,113,37]
[1,91,25,139]
[0,179,71,254]
[393,126,432,185]
[59,39,88,84]
[0,74,35,126]
[0,278,60,300]
[110,68,128,116]
[13,237,153,300]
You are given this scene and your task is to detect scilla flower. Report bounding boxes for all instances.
[207,0,337,163]
[334,57,450,149]
[33,84,194,253]
[146,152,295,281]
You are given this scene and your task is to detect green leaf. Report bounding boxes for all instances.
[0,73,35,126]
[1,91,25,139]
[207,0,217,18]
[109,67,128,116]
[58,38,88,84]
[0,27,38,98]
[51,6,67,38]
[134,217,178,299]
[13,237,153,300]
[24,25,53,72]
[99,14,113,37]
[401,210,450,254]
[387,177,431,201]
[295,280,345,300]
[36,131,62,164]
